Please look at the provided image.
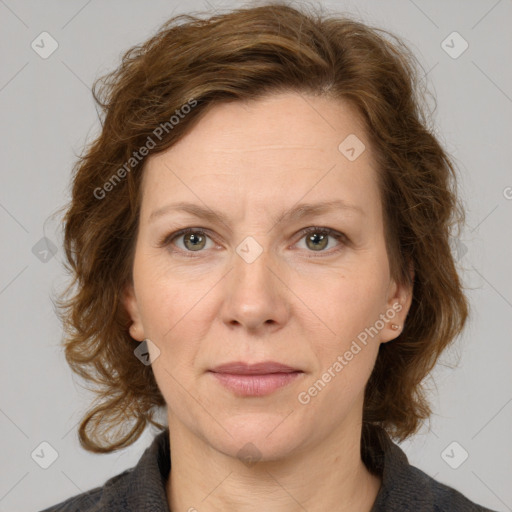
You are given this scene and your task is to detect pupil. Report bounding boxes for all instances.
[187,233,203,250]
[309,233,326,251]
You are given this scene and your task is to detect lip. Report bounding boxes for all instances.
[209,361,301,374]
[209,372,302,396]
[208,361,303,397]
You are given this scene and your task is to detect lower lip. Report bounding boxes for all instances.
[209,371,302,396]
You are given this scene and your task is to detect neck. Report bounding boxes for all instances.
[165,415,382,512]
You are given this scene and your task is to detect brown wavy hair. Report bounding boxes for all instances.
[57,1,468,453]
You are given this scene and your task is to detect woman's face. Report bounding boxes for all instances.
[123,92,412,461]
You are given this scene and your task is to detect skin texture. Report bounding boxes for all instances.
[123,92,413,512]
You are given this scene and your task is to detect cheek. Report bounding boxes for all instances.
[294,269,384,414]
[133,242,213,334]
[136,276,207,408]
[133,260,222,382]
[138,279,208,343]
[294,259,390,350]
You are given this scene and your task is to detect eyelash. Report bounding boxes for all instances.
[158,226,348,258]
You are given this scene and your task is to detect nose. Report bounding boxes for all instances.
[219,242,291,334]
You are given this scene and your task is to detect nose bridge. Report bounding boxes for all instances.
[232,235,275,300]
[220,234,288,330]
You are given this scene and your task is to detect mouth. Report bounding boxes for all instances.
[209,361,301,374]
[208,361,303,396]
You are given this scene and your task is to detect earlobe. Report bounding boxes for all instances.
[382,269,414,343]
[380,301,407,344]
[121,282,145,341]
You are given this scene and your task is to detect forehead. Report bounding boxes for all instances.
[141,92,381,223]
[171,92,367,151]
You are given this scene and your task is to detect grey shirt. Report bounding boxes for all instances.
[39,426,497,511]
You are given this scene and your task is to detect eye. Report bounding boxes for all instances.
[295,226,347,255]
[158,226,347,257]
[162,228,214,254]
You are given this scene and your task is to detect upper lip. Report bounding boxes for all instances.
[209,361,301,375]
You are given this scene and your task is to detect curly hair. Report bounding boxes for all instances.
[57,1,468,453]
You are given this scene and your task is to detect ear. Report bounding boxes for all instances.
[380,262,414,344]
[121,282,145,342]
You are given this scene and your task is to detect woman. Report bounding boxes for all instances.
[41,3,497,511]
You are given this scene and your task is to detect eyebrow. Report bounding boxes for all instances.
[148,199,364,226]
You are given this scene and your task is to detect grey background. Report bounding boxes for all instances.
[0,0,511,511]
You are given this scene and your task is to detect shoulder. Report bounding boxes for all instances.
[37,428,171,512]
[38,488,102,511]
[38,468,133,511]
[395,462,497,512]
[365,426,498,512]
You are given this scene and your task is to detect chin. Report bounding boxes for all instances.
[208,417,306,463]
